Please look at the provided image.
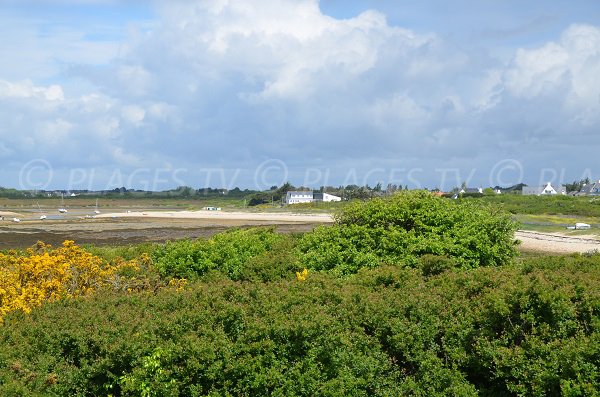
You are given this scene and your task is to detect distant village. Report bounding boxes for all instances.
[1,178,599,206]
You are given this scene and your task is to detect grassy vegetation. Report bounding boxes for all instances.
[478,194,600,217]
[513,214,599,234]
[1,192,600,395]
[451,194,600,234]
[82,242,160,262]
[0,196,249,211]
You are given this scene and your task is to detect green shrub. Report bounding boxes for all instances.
[151,227,286,280]
[419,254,456,277]
[237,234,303,282]
[298,190,519,275]
[83,242,159,263]
[2,255,600,396]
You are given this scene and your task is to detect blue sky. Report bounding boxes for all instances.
[1,0,600,191]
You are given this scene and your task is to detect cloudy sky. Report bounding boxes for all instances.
[1,0,600,191]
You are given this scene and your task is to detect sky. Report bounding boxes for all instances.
[1,0,600,191]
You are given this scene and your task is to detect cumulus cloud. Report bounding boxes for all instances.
[2,0,600,189]
[0,80,64,101]
[0,79,173,173]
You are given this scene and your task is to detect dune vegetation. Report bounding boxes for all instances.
[1,191,599,396]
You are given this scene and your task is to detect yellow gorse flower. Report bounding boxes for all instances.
[0,240,186,322]
[296,268,308,281]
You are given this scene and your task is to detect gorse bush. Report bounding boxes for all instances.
[0,241,184,322]
[1,254,599,396]
[298,190,519,274]
[0,241,142,320]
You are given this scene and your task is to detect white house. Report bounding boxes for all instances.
[285,191,314,204]
[285,191,342,204]
[522,182,567,196]
[313,192,342,202]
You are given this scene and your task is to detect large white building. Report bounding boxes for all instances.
[285,191,342,204]
[285,191,314,204]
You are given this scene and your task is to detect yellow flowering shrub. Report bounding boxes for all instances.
[296,268,308,281]
[0,241,151,320]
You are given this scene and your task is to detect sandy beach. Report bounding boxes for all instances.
[516,230,600,253]
[0,211,24,218]
[0,209,333,248]
[96,210,334,223]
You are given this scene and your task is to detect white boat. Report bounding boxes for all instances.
[58,193,68,213]
[567,223,592,230]
[37,202,47,220]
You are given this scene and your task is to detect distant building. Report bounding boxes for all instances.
[313,193,342,202]
[285,191,341,204]
[459,187,483,194]
[522,182,567,196]
[285,191,314,204]
[577,180,600,196]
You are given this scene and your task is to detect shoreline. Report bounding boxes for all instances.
[95,210,335,223]
[516,230,600,253]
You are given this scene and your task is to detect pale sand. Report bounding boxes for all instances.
[96,210,334,223]
[5,208,599,254]
[516,230,600,253]
[0,211,23,217]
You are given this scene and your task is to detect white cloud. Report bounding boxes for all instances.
[144,0,433,102]
[505,24,600,101]
[121,105,146,126]
[505,43,570,98]
[36,118,73,146]
[1,1,600,189]
[0,80,64,101]
[503,23,600,125]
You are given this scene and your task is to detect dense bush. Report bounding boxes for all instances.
[151,228,291,280]
[82,242,159,263]
[298,190,519,274]
[1,254,599,396]
[3,193,599,396]
[0,241,148,320]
